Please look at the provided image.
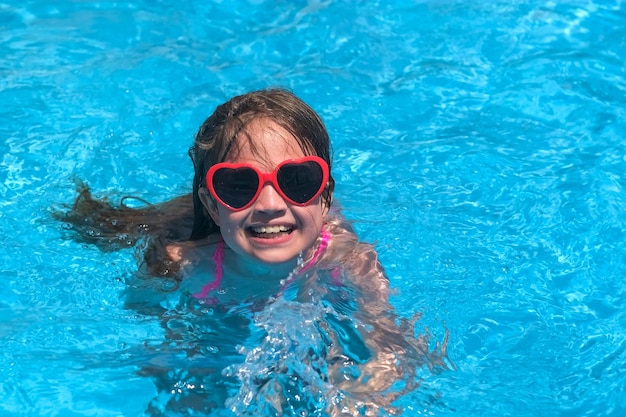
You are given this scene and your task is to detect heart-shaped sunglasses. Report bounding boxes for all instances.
[206,156,329,211]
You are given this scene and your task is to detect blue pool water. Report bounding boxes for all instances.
[2,0,626,415]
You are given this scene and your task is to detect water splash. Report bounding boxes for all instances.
[224,297,383,416]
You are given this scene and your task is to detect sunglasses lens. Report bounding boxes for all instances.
[212,167,259,209]
[277,161,325,204]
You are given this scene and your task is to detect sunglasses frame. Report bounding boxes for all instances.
[206,156,329,211]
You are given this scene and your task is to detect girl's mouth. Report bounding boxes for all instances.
[249,225,294,239]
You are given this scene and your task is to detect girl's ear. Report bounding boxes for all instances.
[198,188,220,226]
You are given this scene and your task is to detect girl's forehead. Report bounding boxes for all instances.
[229,119,307,167]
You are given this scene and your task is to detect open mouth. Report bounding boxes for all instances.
[249,225,294,239]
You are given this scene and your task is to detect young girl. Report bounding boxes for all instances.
[57,88,446,415]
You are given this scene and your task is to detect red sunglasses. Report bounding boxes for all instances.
[206,156,329,211]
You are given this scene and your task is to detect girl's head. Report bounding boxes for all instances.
[188,89,334,264]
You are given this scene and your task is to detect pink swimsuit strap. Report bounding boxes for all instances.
[192,239,225,299]
[193,227,333,300]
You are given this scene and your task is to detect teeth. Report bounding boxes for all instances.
[251,225,291,234]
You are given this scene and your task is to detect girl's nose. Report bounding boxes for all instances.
[253,183,287,213]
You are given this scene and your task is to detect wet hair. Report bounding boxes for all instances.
[54,88,334,278]
[188,88,335,239]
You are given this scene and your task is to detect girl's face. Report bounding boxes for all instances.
[202,118,328,268]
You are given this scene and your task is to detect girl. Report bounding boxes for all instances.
[57,88,446,415]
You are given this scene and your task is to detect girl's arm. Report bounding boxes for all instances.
[321,215,428,410]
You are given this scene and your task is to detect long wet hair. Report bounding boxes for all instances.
[54,88,335,278]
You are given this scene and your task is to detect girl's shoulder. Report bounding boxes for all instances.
[166,233,223,265]
[162,234,225,306]
[322,208,390,302]
[323,209,360,258]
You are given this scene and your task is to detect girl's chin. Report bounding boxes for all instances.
[250,247,301,264]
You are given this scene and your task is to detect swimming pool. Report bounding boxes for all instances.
[2,0,625,415]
